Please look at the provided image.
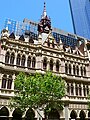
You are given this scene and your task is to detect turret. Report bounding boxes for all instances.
[38,2,51,34]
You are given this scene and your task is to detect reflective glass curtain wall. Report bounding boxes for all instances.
[69,0,90,39]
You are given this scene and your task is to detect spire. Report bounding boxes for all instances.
[42,2,47,18]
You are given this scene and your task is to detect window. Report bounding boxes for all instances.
[9,32,15,39]
[56,60,59,72]
[76,66,79,76]
[83,85,86,96]
[65,63,68,74]
[50,59,53,71]
[5,52,10,64]
[79,84,82,96]
[87,85,89,95]
[7,75,12,89]
[1,75,7,89]
[21,55,26,67]
[43,58,47,70]
[75,84,78,95]
[73,65,75,75]
[84,67,86,76]
[16,54,21,66]
[10,53,15,65]
[27,56,31,68]
[32,57,36,68]
[81,66,83,76]
[69,64,71,74]
[67,83,70,94]
[71,83,74,95]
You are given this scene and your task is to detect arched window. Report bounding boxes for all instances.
[7,75,12,89]
[10,53,15,65]
[16,54,21,66]
[73,65,75,75]
[0,107,9,120]
[32,57,36,68]
[1,75,7,89]
[75,84,78,96]
[70,110,77,120]
[65,63,68,74]
[87,85,89,95]
[50,59,53,71]
[83,85,86,96]
[5,52,10,64]
[81,66,83,76]
[56,60,59,72]
[79,110,86,120]
[45,108,60,120]
[84,67,86,76]
[27,56,31,68]
[79,84,82,96]
[21,55,26,67]
[25,108,35,120]
[43,58,47,70]
[69,64,71,74]
[71,83,74,95]
[12,108,22,120]
[67,83,70,94]
[76,66,79,76]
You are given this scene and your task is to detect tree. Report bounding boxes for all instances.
[10,71,66,114]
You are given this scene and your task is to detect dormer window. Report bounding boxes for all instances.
[9,32,15,39]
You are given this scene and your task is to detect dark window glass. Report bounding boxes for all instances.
[87,85,89,95]
[76,66,79,76]
[27,56,31,68]
[83,85,86,96]
[81,66,83,76]
[50,59,53,71]
[10,53,15,65]
[75,84,78,95]
[69,64,71,74]
[43,58,47,70]
[71,83,74,95]
[5,52,10,64]
[84,67,86,76]
[56,60,59,72]
[65,63,68,74]
[73,65,75,75]
[67,83,70,94]
[21,55,26,67]
[32,57,36,68]
[1,75,7,89]
[79,85,82,96]
[16,54,21,66]
[7,76,12,89]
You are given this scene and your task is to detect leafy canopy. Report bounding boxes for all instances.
[10,71,66,112]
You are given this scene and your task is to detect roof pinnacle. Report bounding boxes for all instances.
[42,1,47,18]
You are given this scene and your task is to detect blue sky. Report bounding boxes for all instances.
[0,0,73,33]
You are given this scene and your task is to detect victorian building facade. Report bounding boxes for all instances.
[0,2,90,120]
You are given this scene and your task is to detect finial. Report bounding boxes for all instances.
[42,1,47,18]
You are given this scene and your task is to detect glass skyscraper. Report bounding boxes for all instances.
[69,0,90,39]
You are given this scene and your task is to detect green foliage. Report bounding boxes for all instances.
[9,71,66,113]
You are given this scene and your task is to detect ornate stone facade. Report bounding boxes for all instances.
[0,2,90,120]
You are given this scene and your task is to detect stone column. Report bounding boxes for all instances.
[64,104,69,120]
